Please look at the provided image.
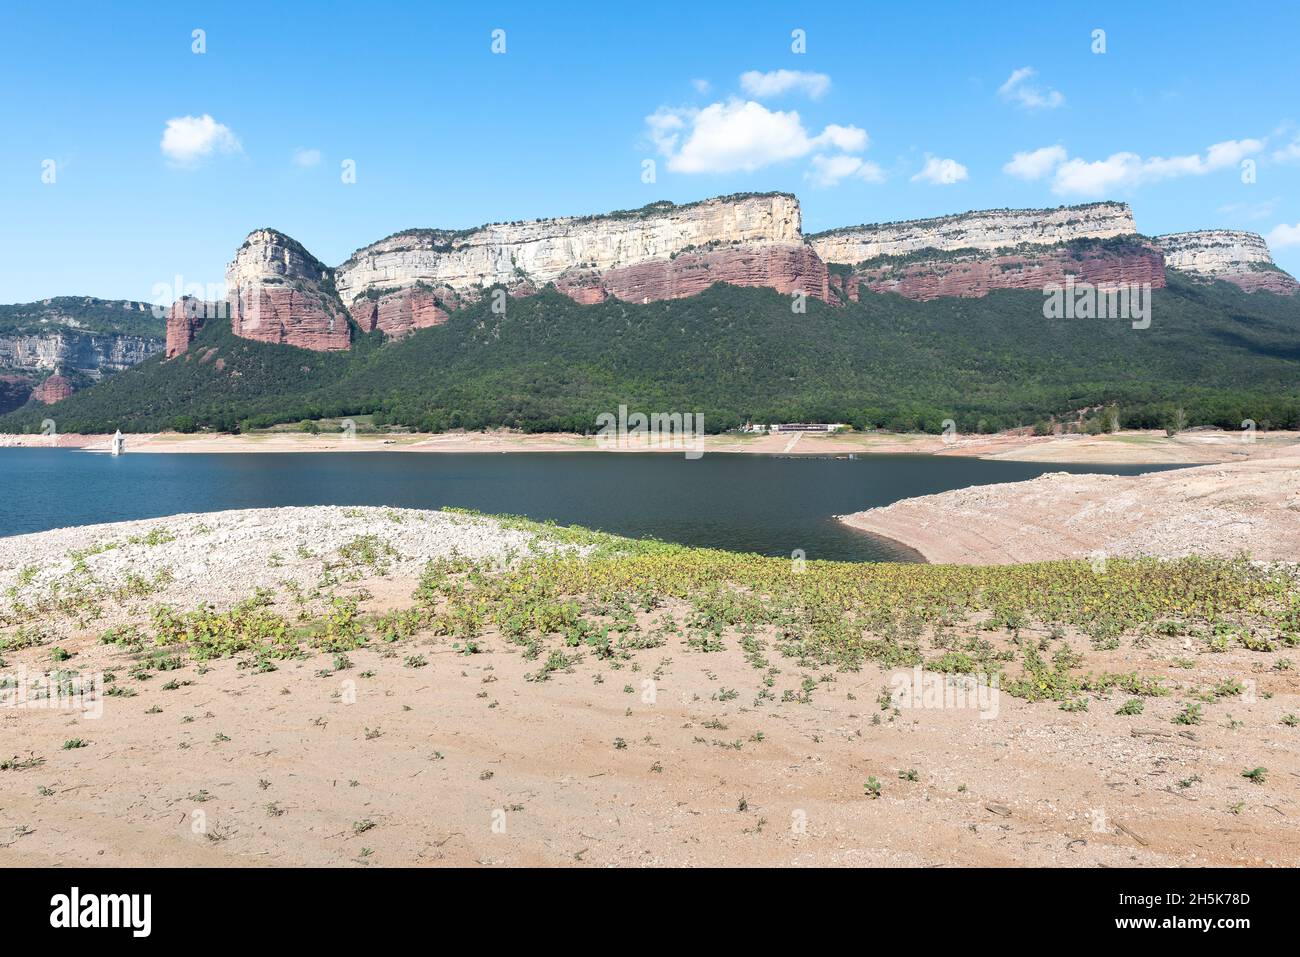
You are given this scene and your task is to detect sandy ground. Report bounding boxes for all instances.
[841,452,1300,564]
[2,508,1297,867]
[4,428,1297,465]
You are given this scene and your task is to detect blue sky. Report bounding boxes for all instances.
[2,0,1299,303]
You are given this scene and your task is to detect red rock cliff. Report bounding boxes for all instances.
[165,296,224,358]
[838,240,1166,302]
[348,285,453,338]
[225,229,351,351]
[31,373,73,404]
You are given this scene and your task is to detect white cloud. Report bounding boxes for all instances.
[998,67,1064,111]
[813,123,868,152]
[806,154,885,188]
[1052,152,1142,197]
[160,114,241,165]
[739,69,831,100]
[1045,138,1265,197]
[911,155,968,185]
[1003,145,1068,181]
[1266,222,1300,248]
[691,78,711,94]
[292,148,322,167]
[1270,135,1300,163]
[646,99,867,174]
[1142,138,1263,179]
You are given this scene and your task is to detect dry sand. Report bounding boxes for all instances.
[5,428,1297,465]
[2,508,1297,867]
[840,452,1300,565]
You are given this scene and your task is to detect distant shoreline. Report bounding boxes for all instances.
[2,427,1295,466]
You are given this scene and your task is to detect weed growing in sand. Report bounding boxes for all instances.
[1241,767,1268,784]
[127,528,176,547]
[1,755,44,771]
[335,535,398,577]
[864,777,882,799]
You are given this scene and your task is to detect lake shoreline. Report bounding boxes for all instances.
[2,426,1296,465]
[839,451,1300,564]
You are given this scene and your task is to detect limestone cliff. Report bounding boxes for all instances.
[808,203,1138,263]
[0,297,163,380]
[1156,230,1299,295]
[334,193,828,330]
[225,229,351,351]
[835,238,1167,303]
[0,329,162,377]
[809,203,1164,302]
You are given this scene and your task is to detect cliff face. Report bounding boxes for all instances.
[334,193,828,326]
[809,203,1164,302]
[225,229,352,351]
[30,373,73,404]
[348,286,451,338]
[837,239,1167,302]
[0,298,163,381]
[0,331,161,375]
[1156,230,1299,295]
[808,202,1138,263]
[164,195,1294,358]
[165,297,230,358]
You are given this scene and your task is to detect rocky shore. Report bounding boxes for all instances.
[0,507,577,638]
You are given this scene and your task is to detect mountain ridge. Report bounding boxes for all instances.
[173,192,1297,356]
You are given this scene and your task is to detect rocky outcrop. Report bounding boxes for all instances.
[165,296,227,358]
[1156,230,1299,294]
[334,193,829,317]
[348,285,452,338]
[225,229,351,351]
[808,202,1138,264]
[837,238,1166,302]
[31,373,73,404]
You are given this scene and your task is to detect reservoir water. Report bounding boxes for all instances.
[0,449,1176,562]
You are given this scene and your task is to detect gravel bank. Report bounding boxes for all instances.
[0,506,581,635]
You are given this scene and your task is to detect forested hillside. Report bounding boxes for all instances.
[4,273,1299,435]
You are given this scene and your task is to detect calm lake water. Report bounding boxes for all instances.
[0,450,1177,562]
